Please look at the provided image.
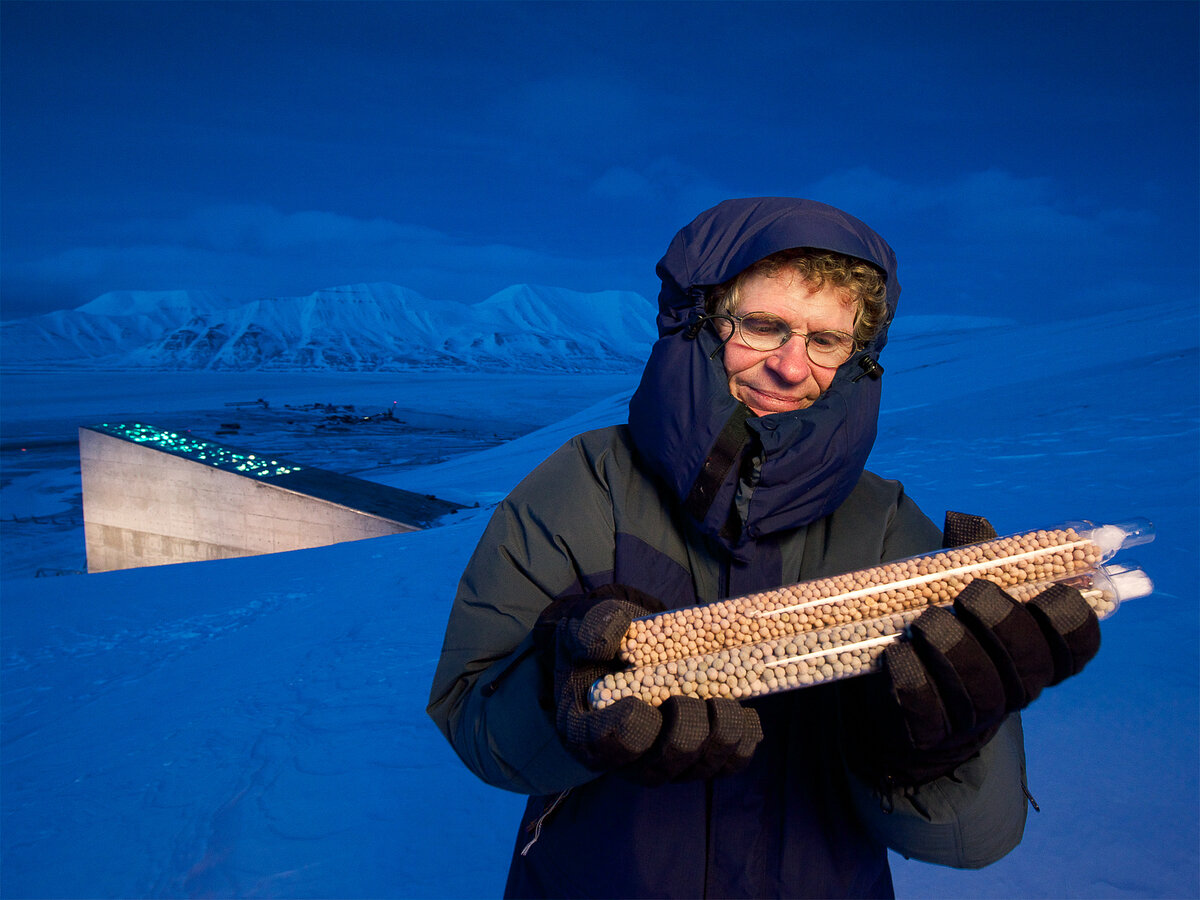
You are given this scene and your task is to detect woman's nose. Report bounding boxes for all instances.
[764,337,813,383]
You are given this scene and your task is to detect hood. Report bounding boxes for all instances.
[627,197,901,552]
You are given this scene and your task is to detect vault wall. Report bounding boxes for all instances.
[80,427,416,573]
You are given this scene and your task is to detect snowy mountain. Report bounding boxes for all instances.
[0,289,239,365]
[0,283,658,373]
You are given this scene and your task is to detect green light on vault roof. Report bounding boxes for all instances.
[95,423,302,478]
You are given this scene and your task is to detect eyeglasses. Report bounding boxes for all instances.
[711,312,858,367]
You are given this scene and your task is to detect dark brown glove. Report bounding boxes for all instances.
[536,584,763,782]
[847,512,1101,786]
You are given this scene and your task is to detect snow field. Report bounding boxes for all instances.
[2,297,1197,898]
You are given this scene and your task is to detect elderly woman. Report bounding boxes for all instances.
[428,198,1098,899]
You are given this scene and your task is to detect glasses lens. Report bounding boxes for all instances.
[806,331,855,366]
[737,313,790,350]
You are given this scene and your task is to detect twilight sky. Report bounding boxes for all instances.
[1,0,1196,321]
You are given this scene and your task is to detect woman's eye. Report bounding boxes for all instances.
[809,332,844,350]
[743,315,785,336]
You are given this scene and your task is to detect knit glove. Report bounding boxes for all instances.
[848,512,1102,786]
[535,584,763,783]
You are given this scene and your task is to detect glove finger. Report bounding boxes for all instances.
[711,701,763,777]
[1026,583,1101,685]
[563,696,662,770]
[633,695,710,784]
[591,583,667,615]
[908,606,1007,736]
[564,598,643,661]
[669,698,761,781]
[880,640,951,749]
[680,697,743,780]
[954,579,1054,708]
[942,510,999,548]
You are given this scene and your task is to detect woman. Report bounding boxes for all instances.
[427,198,1097,898]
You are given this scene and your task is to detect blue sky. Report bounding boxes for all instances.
[2,0,1196,320]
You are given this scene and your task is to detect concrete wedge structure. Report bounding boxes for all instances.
[79,423,463,573]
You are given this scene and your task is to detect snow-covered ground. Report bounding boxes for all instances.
[2,297,1197,898]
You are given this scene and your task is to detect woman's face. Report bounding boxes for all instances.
[718,272,856,417]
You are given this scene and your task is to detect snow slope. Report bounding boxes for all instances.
[0,283,657,373]
[1,298,1197,898]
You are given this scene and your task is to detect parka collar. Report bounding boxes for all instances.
[627,198,901,552]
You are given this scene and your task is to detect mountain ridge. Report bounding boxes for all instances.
[1,283,658,373]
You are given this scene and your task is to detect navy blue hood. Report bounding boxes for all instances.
[627,197,901,550]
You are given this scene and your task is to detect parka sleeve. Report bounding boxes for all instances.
[426,434,619,795]
[846,715,1029,868]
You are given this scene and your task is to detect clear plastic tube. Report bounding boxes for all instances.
[1076,518,1155,558]
[1059,560,1155,619]
[616,518,1155,671]
[590,519,1155,710]
[590,563,1155,708]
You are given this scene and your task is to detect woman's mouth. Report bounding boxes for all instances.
[739,384,813,414]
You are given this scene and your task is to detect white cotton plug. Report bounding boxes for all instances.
[1103,563,1155,603]
[1084,518,1155,560]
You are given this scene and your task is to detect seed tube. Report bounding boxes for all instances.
[589,562,1154,709]
[590,519,1155,710]
[617,520,1153,670]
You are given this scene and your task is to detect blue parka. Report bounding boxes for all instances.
[427,199,1029,898]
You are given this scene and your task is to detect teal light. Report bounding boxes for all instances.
[95,423,302,478]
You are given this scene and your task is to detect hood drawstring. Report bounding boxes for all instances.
[684,310,707,340]
[520,789,572,856]
[851,355,885,382]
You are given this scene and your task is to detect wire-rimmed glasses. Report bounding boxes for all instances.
[711,311,858,367]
